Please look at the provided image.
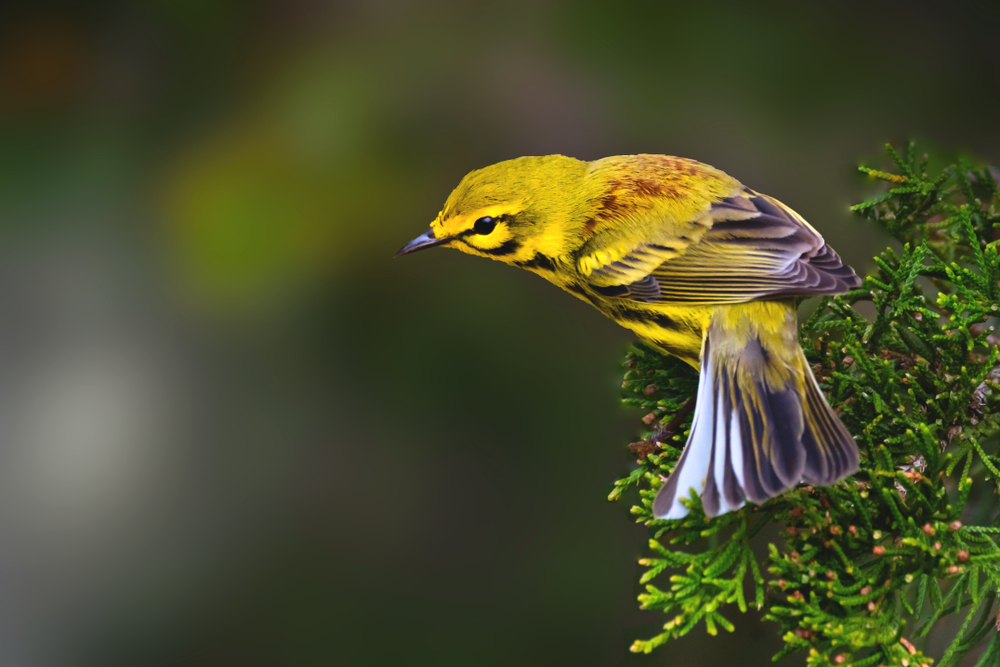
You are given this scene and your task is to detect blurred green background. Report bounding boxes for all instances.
[1,1,998,665]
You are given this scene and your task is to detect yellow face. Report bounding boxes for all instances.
[395,154,590,263]
[430,202,526,258]
[394,202,532,261]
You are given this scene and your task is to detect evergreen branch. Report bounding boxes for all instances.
[613,142,1000,666]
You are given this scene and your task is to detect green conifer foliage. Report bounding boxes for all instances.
[613,144,1000,666]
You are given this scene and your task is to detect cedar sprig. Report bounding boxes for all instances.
[613,142,1000,666]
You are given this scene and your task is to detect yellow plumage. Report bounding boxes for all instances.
[397,154,860,518]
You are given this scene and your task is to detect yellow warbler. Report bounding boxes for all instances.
[396,154,860,519]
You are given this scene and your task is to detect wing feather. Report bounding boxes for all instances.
[583,189,860,304]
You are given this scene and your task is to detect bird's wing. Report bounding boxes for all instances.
[574,155,749,287]
[581,189,860,304]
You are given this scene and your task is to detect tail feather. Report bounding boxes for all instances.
[652,305,859,520]
[800,365,859,484]
[701,364,747,517]
[655,347,721,519]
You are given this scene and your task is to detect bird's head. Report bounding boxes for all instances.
[395,155,591,265]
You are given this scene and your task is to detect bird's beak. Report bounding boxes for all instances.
[394,228,448,258]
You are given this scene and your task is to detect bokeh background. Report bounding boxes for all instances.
[1,1,999,665]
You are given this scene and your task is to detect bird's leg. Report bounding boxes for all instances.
[627,396,697,460]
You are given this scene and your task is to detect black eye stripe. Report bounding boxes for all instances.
[476,238,521,256]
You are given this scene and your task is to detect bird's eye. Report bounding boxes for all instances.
[473,216,497,235]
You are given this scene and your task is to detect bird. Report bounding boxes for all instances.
[395,154,861,519]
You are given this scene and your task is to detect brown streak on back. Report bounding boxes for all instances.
[600,192,623,214]
[633,178,667,197]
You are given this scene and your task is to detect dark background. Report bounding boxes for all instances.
[0,1,998,665]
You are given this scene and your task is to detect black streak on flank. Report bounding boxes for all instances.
[650,339,697,363]
[565,282,600,306]
[515,254,556,271]
[477,238,522,256]
[617,309,681,332]
[590,284,630,297]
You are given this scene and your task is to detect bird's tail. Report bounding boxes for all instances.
[652,300,859,520]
